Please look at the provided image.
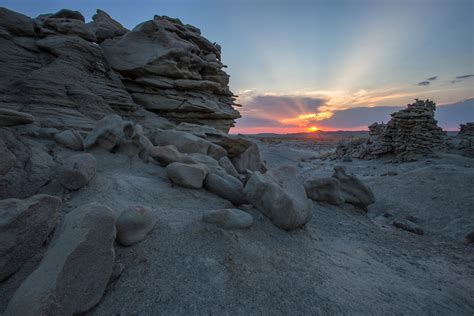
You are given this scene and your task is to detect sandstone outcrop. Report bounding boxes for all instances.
[0,194,62,281]
[0,109,35,127]
[116,206,156,246]
[100,15,240,132]
[458,122,474,157]
[202,208,253,229]
[4,202,117,316]
[204,172,246,205]
[335,99,446,161]
[54,129,84,150]
[87,9,128,43]
[244,166,312,230]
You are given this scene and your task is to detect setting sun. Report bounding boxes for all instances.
[308,126,319,132]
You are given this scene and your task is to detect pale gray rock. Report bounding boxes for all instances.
[332,165,375,210]
[150,145,193,165]
[87,9,128,43]
[48,9,85,21]
[202,208,253,229]
[244,166,312,230]
[116,206,156,246]
[118,124,153,160]
[0,7,36,36]
[304,177,344,205]
[166,162,208,189]
[58,153,96,190]
[42,15,96,42]
[218,156,240,178]
[204,172,246,205]
[0,194,61,281]
[0,109,34,127]
[4,202,117,316]
[54,129,84,150]
[84,114,126,150]
[232,143,267,173]
[0,138,16,175]
[150,129,227,159]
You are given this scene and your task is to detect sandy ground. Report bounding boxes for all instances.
[1,138,473,315]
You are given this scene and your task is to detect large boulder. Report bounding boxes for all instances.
[166,162,208,189]
[202,208,253,229]
[218,156,240,178]
[244,166,312,230]
[87,9,128,43]
[58,153,97,190]
[84,114,132,151]
[232,143,267,173]
[149,129,227,159]
[4,202,117,316]
[117,124,153,160]
[0,7,36,36]
[0,109,35,127]
[116,206,156,246]
[304,177,344,205]
[0,138,16,175]
[54,130,84,151]
[0,194,62,281]
[332,166,375,210]
[204,172,246,205]
[150,145,193,165]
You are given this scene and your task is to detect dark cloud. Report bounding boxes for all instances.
[455,74,474,79]
[235,95,328,128]
[234,116,283,128]
[427,76,437,81]
[417,81,430,86]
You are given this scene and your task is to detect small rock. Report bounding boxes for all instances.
[332,165,375,210]
[59,153,97,190]
[166,162,207,189]
[116,206,156,246]
[392,220,424,235]
[304,177,344,205]
[54,130,84,151]
[383,212,392,218]
[202,208,253,229]
[204,172,246,205]
[342,155,352,162]
[464,231,474,244]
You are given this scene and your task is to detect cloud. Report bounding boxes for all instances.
[456,74,474,79]
[417,81,430,86]
[427,76,438,81]
[234,116,283,128]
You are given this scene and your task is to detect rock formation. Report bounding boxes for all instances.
[336,99,446,160]
[458,122,474,157]
[116,206,157,246]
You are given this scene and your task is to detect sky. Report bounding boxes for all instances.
[2,0,473,132]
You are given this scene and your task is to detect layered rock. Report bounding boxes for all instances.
[100,15,240,132]
[458,122,474,157]
[336,99,446,160]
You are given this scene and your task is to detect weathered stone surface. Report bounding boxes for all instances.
[244,166,312,230]
[0,7,36,36]
[0,194,61,281]
[0,109,35,127]
[84,114,128,150]
[335,99,446,160]
[4,202,117,316]
[117,124,153,160]
[458,122,474,157]
[42,13,96,42]
[304,177,344,205]
[0,138,16,175]
[58,153,96,190]
[87,9,128,43]
[202,208,253,229]
[392,220,424,235]
[100,15,240,131]
[204,172,246,205]
[332,166,375,210]
[166,162,208,189]
[150,129,227,159]
[54,129,84,150]
[116,206,156,246]
[232,143,267,173]
[150,145,192,165]
[218,156,240,178]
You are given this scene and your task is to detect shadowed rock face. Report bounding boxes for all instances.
[0,8,240,132]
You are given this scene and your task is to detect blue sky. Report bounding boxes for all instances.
[2,0,473,132]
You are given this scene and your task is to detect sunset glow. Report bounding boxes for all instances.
[308,126,319,132]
